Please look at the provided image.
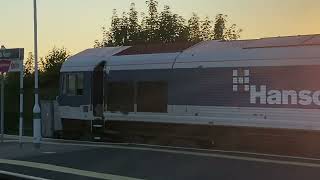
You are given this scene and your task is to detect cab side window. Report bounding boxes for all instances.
[62,73,84,96]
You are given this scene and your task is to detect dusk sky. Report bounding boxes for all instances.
[1,0,319,57]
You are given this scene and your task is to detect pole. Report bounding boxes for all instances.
[33,0,41,148]
[0,73,4,143]
[19,60,24,147]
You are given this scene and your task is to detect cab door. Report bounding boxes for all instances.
[92,62,105,118]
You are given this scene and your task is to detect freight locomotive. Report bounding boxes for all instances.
[58,34,320,156]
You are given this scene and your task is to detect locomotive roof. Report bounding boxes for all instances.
[61,34,320,72]
[113,42,196,56]
[60,46,129,72]
[175,34,320,69]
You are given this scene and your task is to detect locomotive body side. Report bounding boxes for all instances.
[58,35,320,156]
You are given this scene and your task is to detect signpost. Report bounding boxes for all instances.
[0,47,24,145]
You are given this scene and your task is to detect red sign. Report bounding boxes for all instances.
[0,60,12,72]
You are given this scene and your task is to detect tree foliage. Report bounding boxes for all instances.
[213,14,243,40]
[128,3,141,44]
[24,47,70,79]
[188,13,201,42]
[145,0,160,42]
[158,6,186,43]
[200,16,213,41]
[39,47,70,86]
[41,47,70,74]
[95,0,242,47]
[213,14,226,40]
[224,23,243,40]
[24,52,34,76]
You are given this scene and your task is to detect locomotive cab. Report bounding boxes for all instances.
[57,47,128,138]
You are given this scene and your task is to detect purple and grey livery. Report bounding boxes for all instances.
[58,35,320,156]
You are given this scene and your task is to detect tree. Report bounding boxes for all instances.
[95,0,242,46]
[128,3,141,44]
[188,13,201,42]
[158,5,186,43]
[100,7,140,46]
[40,47,70,84]
[94,26,111,47]
[200,16,213,41]
[94,40,102,48]
[140,12,148,43]
[175,16,190,42]
[213,14,226,40]
[145,0,160,42]
[119,12,130,45]
[213,14,242,41]
[110,9,122,46]
[24,52,34,75]
[94,27,110,48]
[224,24,243,40]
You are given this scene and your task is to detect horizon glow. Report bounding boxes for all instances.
[1,0,319,57]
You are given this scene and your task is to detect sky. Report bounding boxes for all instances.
[1,0,320,57]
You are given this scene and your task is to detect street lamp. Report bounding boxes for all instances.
[0,45,5,143]
[33,0,41,148]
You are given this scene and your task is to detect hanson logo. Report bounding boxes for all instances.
[232,69,250,92]
[250,86,320,106]
[232,69,320,106]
